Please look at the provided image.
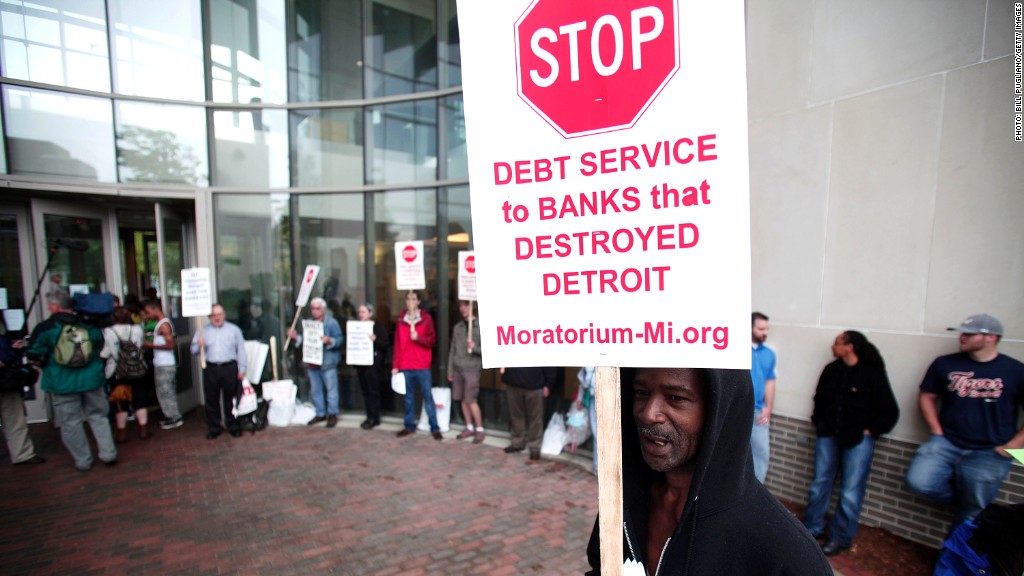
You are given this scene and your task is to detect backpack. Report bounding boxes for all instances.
[114,328,148,380]
[53,323,93,368]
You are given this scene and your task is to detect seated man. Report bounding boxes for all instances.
[586,368,832,575]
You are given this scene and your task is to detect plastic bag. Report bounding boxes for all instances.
[417,387,452,432]
[565,404,591,448]
[266,381,297,427]
[391,372,406,394]
[540,412,567,456]
[290,401,317,425]
[232,380,258,417]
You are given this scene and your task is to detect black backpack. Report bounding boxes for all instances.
[114,328,148,380]
[239,398,269,434]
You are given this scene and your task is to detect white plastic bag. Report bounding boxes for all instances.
[232,380,258,417]
[290,401,317,425]
[417,387,452,432]
[391,372,406,395]
[540,412,567,456]
[565,404,591,447]
[267,381,297,427]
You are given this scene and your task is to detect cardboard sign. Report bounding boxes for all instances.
[458,0,751,369]
[458,251,477,301]
[302,320,324,365]
[346,320,375,366]
[395,241,426,290]
[181,268,212,317]
[295,265,320,307]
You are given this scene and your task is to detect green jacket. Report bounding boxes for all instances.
[27,311,106,395]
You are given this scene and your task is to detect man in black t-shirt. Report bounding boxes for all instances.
[905,314,1024,530]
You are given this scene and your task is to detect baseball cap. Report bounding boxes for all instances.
[947,314,1004,336]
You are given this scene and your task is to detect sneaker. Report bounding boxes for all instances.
[473,431,486,444]
[160,417,184,430]
[456,428,475,440]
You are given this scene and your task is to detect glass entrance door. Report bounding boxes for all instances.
[155,203,197,414]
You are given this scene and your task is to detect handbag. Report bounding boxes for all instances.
[107,383,132,410]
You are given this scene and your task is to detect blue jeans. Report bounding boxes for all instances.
[750,410,770,483]
[402,369,438,432]
[905,434,1014,527]
[803,435,875,547]
[308,366,339,417]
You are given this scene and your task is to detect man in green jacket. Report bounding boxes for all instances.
[27,290,117,471]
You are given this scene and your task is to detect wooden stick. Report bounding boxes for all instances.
[269,335,278,382]
[283,305,303,350]
[198,322,206,369]
[596,366,623,576]
[467,300,475,354]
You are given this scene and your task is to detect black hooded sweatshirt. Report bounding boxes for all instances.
[586,368,833,576]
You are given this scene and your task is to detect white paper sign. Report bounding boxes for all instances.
[458,251,477,301]
[345,320,375,366]
[0,288,7,309]
[295,265,321,307]
[68,284,89,297]
[458,0,751,369]
[3,309,25,331]
[302,320,324,365]
[181,268,212,317]
[395,241,425,290]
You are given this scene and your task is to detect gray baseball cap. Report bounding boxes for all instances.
[948,314,1004,336]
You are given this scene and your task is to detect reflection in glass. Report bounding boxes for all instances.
[288,0,363,102]
[439,0,460,87]
[442,95,466,179]
[2,85,116,181]
[109,0,204,101]
[367,99,436,185]
[373,188,437,330]
[209,0,286,104]
[0,0,110,91]
[367,0,437,97]
[291,108,363,187]
[0,214,25,312]
[213,109,288,187]
[213,193,291,352]
[116,101,209,186]
[43,214,106,294]
[296,195,366,311]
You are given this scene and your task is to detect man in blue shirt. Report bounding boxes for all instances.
[750,311,776,483]
[191,304,247,439]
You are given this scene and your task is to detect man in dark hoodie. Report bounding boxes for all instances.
[586,368,832,575]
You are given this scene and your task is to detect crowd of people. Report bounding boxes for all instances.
[2,288,1021,572]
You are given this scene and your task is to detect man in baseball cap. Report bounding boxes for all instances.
[906,313,1024,531]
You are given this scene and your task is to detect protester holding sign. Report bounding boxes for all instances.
[353,304,388,430]
[190,304,247,440]
[392,291,442,440]
[585,368,831,575]
[287,297,343,428]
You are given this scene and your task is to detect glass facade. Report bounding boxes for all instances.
[0,0,540,428]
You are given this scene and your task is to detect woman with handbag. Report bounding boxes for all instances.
[100,306,149,443]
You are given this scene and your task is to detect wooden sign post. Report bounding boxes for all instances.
[596,366,623,576]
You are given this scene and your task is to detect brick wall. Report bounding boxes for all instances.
[765,414,1024,549]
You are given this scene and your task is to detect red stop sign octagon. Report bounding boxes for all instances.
[515,0,679,138]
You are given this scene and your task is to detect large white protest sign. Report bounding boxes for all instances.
[458,251,477,301]
[181,268,212,317]
[395,241,425,290]
[295,265,320,307]
[458,0,750,369]
[346,320,374,366]
[302,320,324,365]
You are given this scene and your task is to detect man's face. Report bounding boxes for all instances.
[959,333,993,353]
[405,292,420,313]
[309,301,325,321]
[458,301,470,320]
[209,305,226,327]
[632,368,706,474]
[752,319,769,344]
[831,333,851,359]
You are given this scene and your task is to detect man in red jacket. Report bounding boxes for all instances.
[392,291,442,440]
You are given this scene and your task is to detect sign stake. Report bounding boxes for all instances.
[596,366,623,576]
